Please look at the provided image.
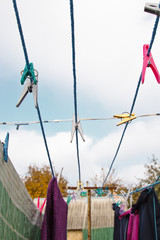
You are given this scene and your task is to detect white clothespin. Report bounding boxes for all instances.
[16,78,38,108]
[70,114,85,143]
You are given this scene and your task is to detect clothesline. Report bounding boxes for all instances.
[0,112,159,130]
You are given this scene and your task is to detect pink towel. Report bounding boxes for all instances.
[120,209,139,240]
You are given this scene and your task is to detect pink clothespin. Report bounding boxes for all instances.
[142,44,160,84]
[39,198,46,214]
[72,192,76,201]
[37,197,40,209]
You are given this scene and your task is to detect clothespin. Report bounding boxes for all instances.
[76,181,87,198]
[16,76,38,108]
[72,191,76,201]
[144,3,160,16]
[141,44,160,84]
[121,188,131,206]
[112,191,122,206]
[119,202,125,214]
[70,114,85,143]
[21,63,37,85]
[80,191,88,197]
[39,198,46,214]
[76,181,84,192]
[67,195,73,205]
[15,123,29,130]
[37,197,40,209]
[95,188,106,197]
[113,113,137,126]
[3,132,9,162]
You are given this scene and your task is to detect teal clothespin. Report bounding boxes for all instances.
[116,200,122,206]
[95,188,106,196]
[3,132,9,162]
[67,195,72,205]
[80,191,87,197]
[21,63,37,85]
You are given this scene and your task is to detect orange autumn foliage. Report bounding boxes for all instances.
[23,164,68,199]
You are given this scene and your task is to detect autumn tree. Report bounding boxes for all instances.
[91,167,123,188]
[23,164,68,199]
[137,155,160,200]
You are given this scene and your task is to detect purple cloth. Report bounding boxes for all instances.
[119,209,139,240]
[41,177,68,240]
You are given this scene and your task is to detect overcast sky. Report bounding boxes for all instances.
[0,0,160,187]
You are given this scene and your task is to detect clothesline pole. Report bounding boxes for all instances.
[88,189,91,240]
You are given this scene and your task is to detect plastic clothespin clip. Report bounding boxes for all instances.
[113,191,119,203]
[80,191,88,197]
[67,191,76,204]
[3,132,9,162]
[67,195,73,205]
[95,188,106,196]
[16,70,38,108]
[116,200,122,206]
[76,181,84,192]
[112,191,122,206]
[124,188,131,206]
[119,202,125,214]
[39,199,46,214]
[37,197,40,209]
[21,63,37,85]
[141,44,160,84]
[72,191,76,201]
[15,123,29,130]
[144,3,160,16]
[70,114,85,143]
[113,113,137,126]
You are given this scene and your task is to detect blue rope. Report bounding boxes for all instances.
[69,0,81,182]
[12,0,30,69]
[69,0,78,123]
[37,104,55,178]
[102,122,129,187]
[147,3,160,56]
[129,74,142,115]
[12,0,55,178]
[153,195,158,240]
[102,12,160,187]
[130,180,160,195]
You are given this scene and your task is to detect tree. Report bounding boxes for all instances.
[137,155,160,200]
[23,164,68,199]
[91,167,123,188]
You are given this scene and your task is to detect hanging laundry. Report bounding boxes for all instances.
[119,209,139,240]
[113,203,129,240]
[113,188,160,240]
[41,177,68,240]
[132,188,160,240]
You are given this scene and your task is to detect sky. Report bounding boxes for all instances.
[0,0,160,187]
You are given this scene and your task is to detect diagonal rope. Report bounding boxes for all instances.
[12,0,54,178]
[12,0,30,69]
[102,10,160,187]
[69,0,82,182]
